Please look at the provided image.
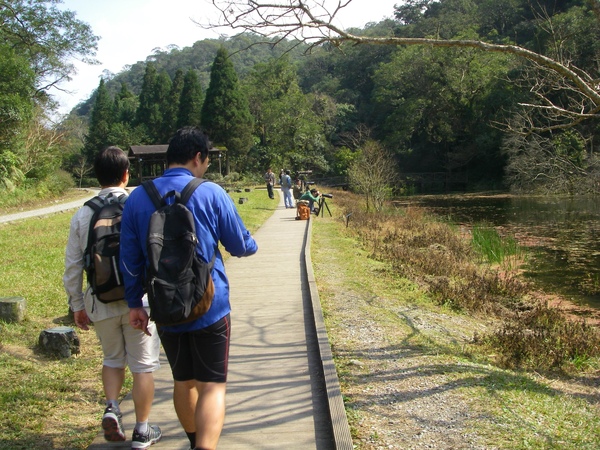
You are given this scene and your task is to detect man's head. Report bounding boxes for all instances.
[95,146,129,187]
[167,127,211,166]
[285,170,290,175]
[310,188,318,195]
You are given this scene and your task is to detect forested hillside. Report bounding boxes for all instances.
[2,0,599,196]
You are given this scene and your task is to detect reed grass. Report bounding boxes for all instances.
[471,222,525,269]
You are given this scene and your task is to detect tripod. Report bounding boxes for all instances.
[318,196,332,217]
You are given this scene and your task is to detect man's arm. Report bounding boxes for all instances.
[218,193,258,258]
[63,213,85,313]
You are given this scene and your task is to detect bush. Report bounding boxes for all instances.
[0,170,74,210]
[37,170,74,196]
[487,302,600,370]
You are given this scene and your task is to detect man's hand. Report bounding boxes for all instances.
[73,309,91,331]
[129,307,152,336]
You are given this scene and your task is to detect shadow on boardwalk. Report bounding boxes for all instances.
[88,191,352,450]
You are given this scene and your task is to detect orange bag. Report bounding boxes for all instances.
[296,202,310,220]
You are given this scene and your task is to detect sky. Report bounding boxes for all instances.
[54,0,399,116]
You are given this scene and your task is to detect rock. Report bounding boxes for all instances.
[0,296,26,323]
[39,326,80,358]
[239,197,249,204]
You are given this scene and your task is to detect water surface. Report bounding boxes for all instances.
[394,194,600,309]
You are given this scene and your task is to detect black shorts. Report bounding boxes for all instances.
[158,314,230,383]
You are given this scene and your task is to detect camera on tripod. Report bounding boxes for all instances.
[316,192,333,217]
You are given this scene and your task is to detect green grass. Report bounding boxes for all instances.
[0,187,276,449]
[471,222,525,268]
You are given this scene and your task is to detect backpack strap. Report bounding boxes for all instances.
[141,180,163,209]
[83,196,105,283]
[179,178,215,268]
[180,178,205,205]
[142,178,206,208]
[84,196,105,213]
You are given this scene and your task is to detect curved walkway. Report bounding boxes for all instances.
[85,191,352,449]
[0,190,100,225]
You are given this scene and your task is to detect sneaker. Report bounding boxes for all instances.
[131,424,162,449]
[101,406,125,442]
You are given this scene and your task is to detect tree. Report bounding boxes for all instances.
[201,47,254,169]
[154,70,173,143]
[209,0,600,134]
[177,69,203,129]
[348,140,398,211]
[0,44,35,157]
[0,0,99,95]
[84,78,113,161]
[135,62,158,141]
[244,56,328,172]
[164,69,184,135]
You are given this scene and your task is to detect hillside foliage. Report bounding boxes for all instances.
[2,0,600,195]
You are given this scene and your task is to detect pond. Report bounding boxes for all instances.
[393,194,600,310]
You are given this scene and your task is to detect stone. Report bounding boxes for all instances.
[0,296,26,323]
[238,197,249,204]
[39,326,80,358]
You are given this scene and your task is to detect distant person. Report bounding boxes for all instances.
[281,169,294,208]
[264,168,275,199]
[63,147,161,448]
[299,188,321,214]
[120,127,258,450]
[292,179,302,200]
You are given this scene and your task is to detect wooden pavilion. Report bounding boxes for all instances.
[128,145,226,185]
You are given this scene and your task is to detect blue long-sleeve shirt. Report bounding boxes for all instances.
[120,168,258,332]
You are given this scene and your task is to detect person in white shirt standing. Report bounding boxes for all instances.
[63,146,161,449]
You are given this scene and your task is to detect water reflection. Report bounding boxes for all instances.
[395,195,600,309]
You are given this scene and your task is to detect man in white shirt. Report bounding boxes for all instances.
[63,146,161,449]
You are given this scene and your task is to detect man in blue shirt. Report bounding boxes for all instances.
[120,127,258,450]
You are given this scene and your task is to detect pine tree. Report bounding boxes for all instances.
[153,71,172,143]
[135,62,157,142]
[84,78,114,161]
[201,47,254,169]
[114,83,137,125]
[177,69,203,129]
[163,69,184,138]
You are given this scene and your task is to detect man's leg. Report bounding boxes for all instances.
[102,365,126,400]
[176,381,226,450]
[173,379,198,432]
[132,372,155,422]
[195,381,227,449]
[101,365,126,441]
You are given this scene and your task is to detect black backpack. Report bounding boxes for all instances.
[83,193,128,303]
[142,178,215,326]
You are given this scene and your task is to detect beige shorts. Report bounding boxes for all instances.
[94,311,160,373]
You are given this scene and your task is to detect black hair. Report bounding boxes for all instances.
[95,146,129,187]
[167,127,211,165]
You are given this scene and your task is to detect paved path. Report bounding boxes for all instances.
[87,191,352,450]
[0,189,100,224]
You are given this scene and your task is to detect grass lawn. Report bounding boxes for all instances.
[0,186,275,449]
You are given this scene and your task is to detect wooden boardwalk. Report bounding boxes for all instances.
[88,192,352,450]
